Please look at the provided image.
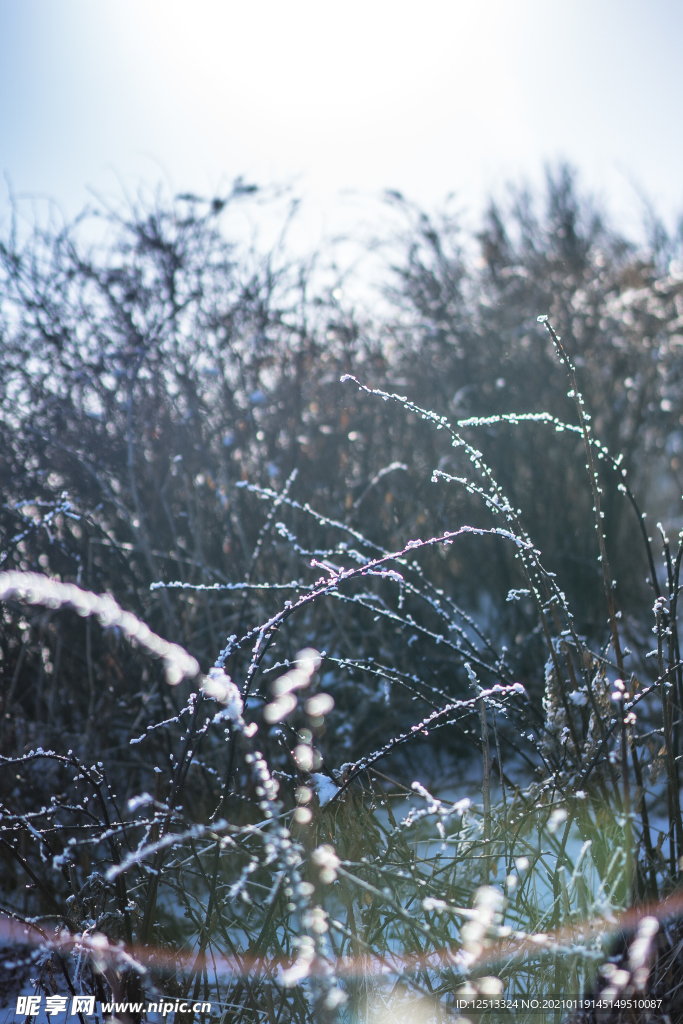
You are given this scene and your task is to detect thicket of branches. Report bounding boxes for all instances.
[2,167,683,1021]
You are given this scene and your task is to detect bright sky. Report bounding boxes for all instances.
[1,0,682,245]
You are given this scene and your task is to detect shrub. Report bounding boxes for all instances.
[2,312,683,1023]
[380,166,683,627]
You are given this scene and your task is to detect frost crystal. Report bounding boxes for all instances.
[311,773,340,807]
[202,667,245,725]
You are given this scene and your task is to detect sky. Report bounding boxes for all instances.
[1,0,682,248]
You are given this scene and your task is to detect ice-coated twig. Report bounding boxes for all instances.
[0,571,200,685]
